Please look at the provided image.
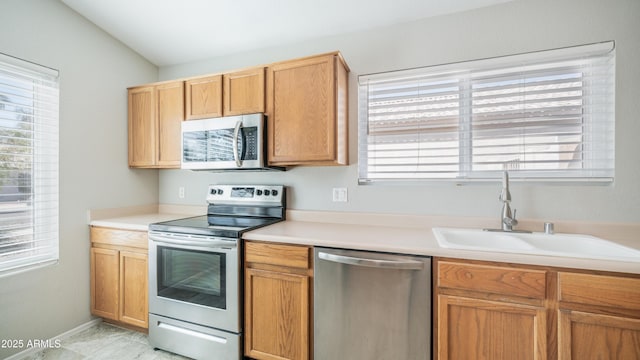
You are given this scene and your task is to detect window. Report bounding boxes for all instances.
[358,42,615,183]
[0,53,59,276]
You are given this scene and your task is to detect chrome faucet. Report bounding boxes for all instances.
[499,171,518,231]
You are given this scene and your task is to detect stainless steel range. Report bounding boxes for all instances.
[148,184,285,360]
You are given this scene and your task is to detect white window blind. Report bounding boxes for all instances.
[0,53,59,276]
[358,41,615,183]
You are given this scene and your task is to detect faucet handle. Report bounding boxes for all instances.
[504,209,518,228]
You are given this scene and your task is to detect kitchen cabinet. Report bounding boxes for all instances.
[128,81,183,168]
[244,241,312,360]
[435,258,640,360]
[90,226,148,330]
[223,67,265,116]
[557,272,640,359]
[185,75,223,119]
[266,52,349,166]
[128,52,348,168]
[185,67,265,120]
[435,259,549,360]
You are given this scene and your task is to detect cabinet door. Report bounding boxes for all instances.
[119,250,148,328]
[156,81,183,168]
[245,268,309,360]
[558,272,640,359]
[185,75,223,119]
[223,67,265,116]
[128,86,156,167]
[267,55,337,164]
[559,310,640,359]
[437,295,547,360]
[90,248,119,320]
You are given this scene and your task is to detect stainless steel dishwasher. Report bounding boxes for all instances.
[314,247,431,360]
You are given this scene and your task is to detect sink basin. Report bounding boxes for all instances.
[432,228,537,252]
[432,227,640,262]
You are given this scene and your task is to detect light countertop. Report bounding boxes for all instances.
[89,213,194,231]
[88,204,206,231]
[88,206,640,275]
[243,210,640,275]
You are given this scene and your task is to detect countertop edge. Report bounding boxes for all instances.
[243,219,640,275]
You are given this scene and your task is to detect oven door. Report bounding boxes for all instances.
[181,113,264,170]
[148,231,240,333]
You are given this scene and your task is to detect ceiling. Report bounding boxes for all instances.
[61,0,511,67]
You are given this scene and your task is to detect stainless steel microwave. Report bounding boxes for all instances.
[181,113,283,171]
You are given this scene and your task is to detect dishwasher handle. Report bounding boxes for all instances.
[318,251,424,270]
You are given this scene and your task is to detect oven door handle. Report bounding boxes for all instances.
[149,232,236,250]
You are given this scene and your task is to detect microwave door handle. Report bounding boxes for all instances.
[233,120,242,167]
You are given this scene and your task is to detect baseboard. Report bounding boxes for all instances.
[4,318,103,360]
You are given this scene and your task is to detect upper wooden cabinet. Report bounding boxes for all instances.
[185,67,265,120]
[128,81,184,168]
[185,75,223,120]
[128,86,155,167]
[266,53,349,166]
[224,67,265,116]
[128,52,348,168]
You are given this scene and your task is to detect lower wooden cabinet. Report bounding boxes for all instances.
[438,295,547,360]
[558,310,640,359]
[435,259,548,360]
[118,250,148,328]
[557,271,640,359]
[244,241,312,360]
[435,258,640,360]
[90,226,148,330]
[90,247,119,320]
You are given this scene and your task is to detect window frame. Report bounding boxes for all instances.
[358,41,615,185]
[0,52,59,277]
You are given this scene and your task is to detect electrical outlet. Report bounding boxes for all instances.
[178,186,185,199]
[332,187,348,202]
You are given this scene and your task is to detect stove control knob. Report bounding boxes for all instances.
[218,189,224,195]
[264,189,271,196]
[272,190,278,196]
[256,189,263,196]
[210,189,217,195]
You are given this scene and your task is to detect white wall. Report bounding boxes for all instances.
[0,0,158,357]
[159,0,640,223]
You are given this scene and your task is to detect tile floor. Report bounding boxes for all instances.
[19,322,190,360]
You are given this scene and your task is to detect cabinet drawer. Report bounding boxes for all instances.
[90,226,148,249]
[438,261,547,299]
[245,241,310,269]
[559,272,640,310]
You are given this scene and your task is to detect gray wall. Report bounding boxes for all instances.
[159,0,640,223]
[0,0,158,357]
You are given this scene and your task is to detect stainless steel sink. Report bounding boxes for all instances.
[432,227,640,262]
